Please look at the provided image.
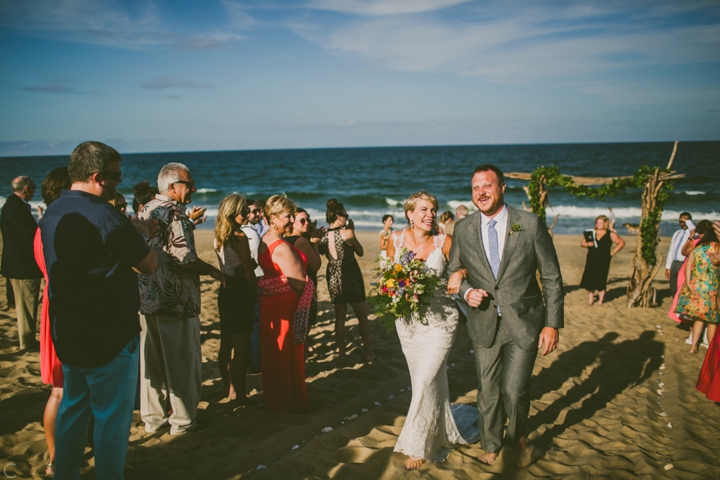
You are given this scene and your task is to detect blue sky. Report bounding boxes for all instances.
[1,0,719,156]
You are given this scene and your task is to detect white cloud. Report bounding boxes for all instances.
[293,2,720,88]
[308,0,473,16]
[0,0,244,50]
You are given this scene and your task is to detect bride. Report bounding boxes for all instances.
[387,191,478,470]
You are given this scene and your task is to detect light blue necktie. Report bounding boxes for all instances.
[488,219,500,278]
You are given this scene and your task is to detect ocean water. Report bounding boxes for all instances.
[1,142,718,235]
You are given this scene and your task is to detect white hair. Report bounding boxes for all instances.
[157,162,190,193]
[11,176,32,193]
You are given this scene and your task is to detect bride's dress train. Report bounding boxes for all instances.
[392,231,479,462]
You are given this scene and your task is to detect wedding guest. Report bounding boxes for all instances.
[320,199,375,360]
[697,317,720,402]
[214,194,257,403]
[455,205,468,221]
[138,162,225,435]
[242,199,264,373]
[1,175,42,350]
[252,199,270,237]
[712,221,720,268]
[132,180,159,215]
[665,212,693,298]
[257,195,313,413]
[697,239,720,400]
[676,226,720,354]
[39,141,156,479]
[378,214,394,258]
[669,220,712,325]
[579,215,625,306]
[33,166,71,476]
[188,205,208,226]
[438,210,455,235]
[285,208,324,349]
[109,191,128,215]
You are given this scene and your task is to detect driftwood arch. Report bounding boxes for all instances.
[506,141,684,308]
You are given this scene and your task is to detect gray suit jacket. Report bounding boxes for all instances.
[448,204,564,350]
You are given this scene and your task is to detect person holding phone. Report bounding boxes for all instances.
[579,215,625,306]
[320,199,375,360]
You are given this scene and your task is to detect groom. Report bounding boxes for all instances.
[448,164,564,464]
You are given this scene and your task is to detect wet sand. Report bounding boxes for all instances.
[1,230,719,479]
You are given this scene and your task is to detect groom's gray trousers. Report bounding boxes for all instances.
[474,314,537,453]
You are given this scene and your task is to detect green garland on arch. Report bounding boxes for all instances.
[526,165,674,266]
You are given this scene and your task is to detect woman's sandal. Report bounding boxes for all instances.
[45,461,54,477]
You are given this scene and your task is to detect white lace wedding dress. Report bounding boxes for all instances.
[392,231,479,462]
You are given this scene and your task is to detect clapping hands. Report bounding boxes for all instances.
[188,206,207,225]
[309,220,327,243]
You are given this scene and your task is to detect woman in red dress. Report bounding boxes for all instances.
[35,166,71,476]
[257,195,313,413]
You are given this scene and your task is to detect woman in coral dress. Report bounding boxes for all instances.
[34,166,71,476]
[257,195,313,413]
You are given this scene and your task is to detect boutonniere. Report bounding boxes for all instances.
[508,224,523,237]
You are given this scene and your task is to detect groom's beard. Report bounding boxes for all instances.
[475,195,503,215]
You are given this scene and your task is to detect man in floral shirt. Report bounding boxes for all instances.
[138,162,225,435]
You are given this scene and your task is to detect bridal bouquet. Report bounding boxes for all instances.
[368,248,442,331]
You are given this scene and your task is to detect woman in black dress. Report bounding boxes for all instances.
[320,199,375,360]
[580,215,625,306]
[285,208,324,351]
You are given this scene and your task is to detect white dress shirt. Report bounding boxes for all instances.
[241,224,265,277]
[252,220,269,238]
[665,228,691,269]
[464,204,508,304]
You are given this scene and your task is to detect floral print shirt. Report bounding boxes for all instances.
[138,194,201,319]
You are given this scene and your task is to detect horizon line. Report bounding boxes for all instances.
[2,139,718,160]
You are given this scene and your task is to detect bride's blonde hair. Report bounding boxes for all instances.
[404,191,438,225]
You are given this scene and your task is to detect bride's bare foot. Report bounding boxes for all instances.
[690,345,699,354]
[478,452,498,465]
[405,457,426,470]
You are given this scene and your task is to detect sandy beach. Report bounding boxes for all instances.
[2,230,720,479]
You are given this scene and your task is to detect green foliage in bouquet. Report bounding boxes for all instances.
[368,248,442,332]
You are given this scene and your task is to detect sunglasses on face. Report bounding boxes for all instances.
[99,170,122,182]
[297,218,310,224]
[173,180,195,189]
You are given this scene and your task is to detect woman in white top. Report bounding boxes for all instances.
[379,214,394,258]
[214,194,257,403]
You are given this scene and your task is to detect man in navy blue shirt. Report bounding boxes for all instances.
[39,141,156,479]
